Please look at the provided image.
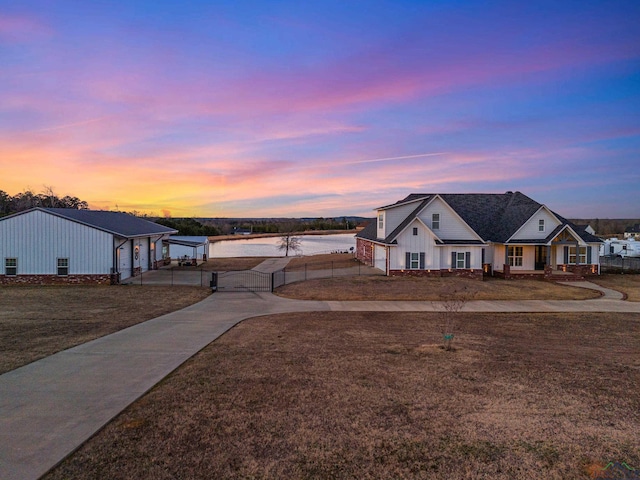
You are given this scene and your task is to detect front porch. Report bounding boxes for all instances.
[493,263,599,281]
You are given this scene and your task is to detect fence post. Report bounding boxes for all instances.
[271,272,275,292]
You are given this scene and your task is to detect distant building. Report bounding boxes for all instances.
[624,223,640,239]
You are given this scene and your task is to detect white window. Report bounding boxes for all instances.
[57,258,69,276]
[410,252,419,269]
[508,246,523,267]
[456,252,465,269]
[538,219,545,232]
[432,213,440,230]
[569,247,587,264]
[378,213,384,229]
[5,258,17,276]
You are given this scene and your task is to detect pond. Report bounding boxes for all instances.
[209,233,356,258]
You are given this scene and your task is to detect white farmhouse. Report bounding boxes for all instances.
[0,208,177,285]
[356,192,602,280]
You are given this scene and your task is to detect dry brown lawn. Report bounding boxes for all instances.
[286,253,359,270]
[0,285,210,374]
[45,311,640,480]
[275,275,601,301]
[590,274,640,302]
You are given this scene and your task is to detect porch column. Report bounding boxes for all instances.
[504,245,509,265]
[546,245,551,267]
[575,241,580,265]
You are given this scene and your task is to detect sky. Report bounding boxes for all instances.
[1,0,639,218]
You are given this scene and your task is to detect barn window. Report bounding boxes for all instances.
[57,258,69,276]
[412,227,418,236]
[5,258,17,276]
[378,213,384,229]
[538,219,545,232]
[432,213,440,230]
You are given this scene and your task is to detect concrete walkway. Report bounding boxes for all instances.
[250,256,292,273]
[1,281,639,480]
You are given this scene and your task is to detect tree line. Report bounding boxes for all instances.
[571,218,640,236]
[0,188,88,217]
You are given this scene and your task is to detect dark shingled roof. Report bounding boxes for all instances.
[39,208,177,238]
[355,221,379,242]
[372,192,601,244]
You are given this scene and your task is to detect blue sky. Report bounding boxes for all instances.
[1,0,638,217]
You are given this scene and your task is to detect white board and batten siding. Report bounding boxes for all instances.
[417,197,479,241]
[510,208,561,241]
[392,220,440,269]
[438,245,484,270]
[0,209,113,275]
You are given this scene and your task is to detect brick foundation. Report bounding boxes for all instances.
[389,269,483,280]
[0,274,113,285]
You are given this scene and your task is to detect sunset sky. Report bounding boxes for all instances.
[1,1,638,218]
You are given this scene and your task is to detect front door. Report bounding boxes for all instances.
[535,246,547,270]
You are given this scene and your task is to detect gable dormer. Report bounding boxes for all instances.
[417,196,481,241]
[509,206,562,241]
[376,197,427,240]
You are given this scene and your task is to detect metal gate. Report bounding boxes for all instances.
[211,270,273,292]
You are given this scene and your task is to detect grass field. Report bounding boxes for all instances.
[590,274,640,301]
[275,275,602,301]
[44,311,640,480]
[0,285,211,374]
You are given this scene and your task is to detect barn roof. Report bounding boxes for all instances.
[23,208,178,238]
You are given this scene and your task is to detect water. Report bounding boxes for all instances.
[209,233,356,258]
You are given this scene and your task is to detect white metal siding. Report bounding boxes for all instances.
[511,208,561,240]
[0,210,113,275]
[418,197,479,240]
[117,239,132,279]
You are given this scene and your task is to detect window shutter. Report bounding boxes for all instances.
[465,252,471,269]
[419,252,425,269]
[587,246,592,264]
[563,246,569,264]
[405,252,411,269]
[451,251,457,268]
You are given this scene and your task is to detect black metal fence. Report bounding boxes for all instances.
[124,259,382,290]
[123,267,213,287]
[599,256,640,273]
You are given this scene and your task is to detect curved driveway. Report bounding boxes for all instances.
[1,281,638,480]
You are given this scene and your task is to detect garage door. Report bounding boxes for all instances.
[374,245,387,273]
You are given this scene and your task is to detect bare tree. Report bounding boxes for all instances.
[277,224,302,257]
[434,286,472,351]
